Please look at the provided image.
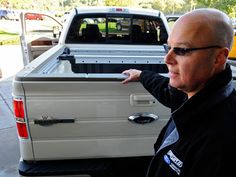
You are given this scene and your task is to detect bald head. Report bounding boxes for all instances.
[173,8,234,50]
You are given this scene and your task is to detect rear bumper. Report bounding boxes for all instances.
[19,156,152,177]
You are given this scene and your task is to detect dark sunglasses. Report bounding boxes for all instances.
[163,44,222,56]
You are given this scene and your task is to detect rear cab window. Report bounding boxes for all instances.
[66,14,168,45]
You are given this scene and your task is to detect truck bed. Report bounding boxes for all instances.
[13,44,170,161]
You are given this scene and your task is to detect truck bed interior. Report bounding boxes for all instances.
[58,47,168,74]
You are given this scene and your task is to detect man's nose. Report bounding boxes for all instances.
[164,50,177,65]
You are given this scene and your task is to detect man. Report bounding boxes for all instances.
[122,8,236,177]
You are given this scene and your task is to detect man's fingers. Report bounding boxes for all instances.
[122,77,130,84]
[121,69,141,84]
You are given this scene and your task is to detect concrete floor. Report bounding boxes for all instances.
[0,45,23,177]
[0,77,20,177]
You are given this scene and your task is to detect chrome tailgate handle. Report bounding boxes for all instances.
[128,112,159,124]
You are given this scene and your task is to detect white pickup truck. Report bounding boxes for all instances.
[13,6,229,177]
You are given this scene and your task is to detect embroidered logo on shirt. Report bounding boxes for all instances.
[163,150,183,175]
[164,155,171,164]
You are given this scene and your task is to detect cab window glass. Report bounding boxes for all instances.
[107,17,131,41]
[66,14,168,45]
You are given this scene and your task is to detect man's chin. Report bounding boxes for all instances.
[169,80,177,88]
[169,81,183,90]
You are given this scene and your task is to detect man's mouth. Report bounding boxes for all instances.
[169,71,178,78]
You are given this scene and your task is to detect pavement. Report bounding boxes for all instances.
[0,76,20,177]
[0,45,23,177]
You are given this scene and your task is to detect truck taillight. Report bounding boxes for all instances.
[16,123,28,138]
[13,98,25,118]
[13,98,28,139]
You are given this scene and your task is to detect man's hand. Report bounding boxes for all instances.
[122,69,142,84]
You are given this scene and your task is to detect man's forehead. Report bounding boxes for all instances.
[168,23,212,46]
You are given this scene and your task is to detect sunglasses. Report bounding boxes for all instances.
[163,44,222,56]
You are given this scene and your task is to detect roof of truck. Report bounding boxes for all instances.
[74,6,162,17]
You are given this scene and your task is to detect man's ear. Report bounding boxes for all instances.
[215,47,229,65]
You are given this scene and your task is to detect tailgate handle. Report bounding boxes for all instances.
[130,94,157,106]
[34,118,75,126]
[128,113,159,124]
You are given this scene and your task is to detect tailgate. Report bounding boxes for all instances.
[22,79,170,160]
